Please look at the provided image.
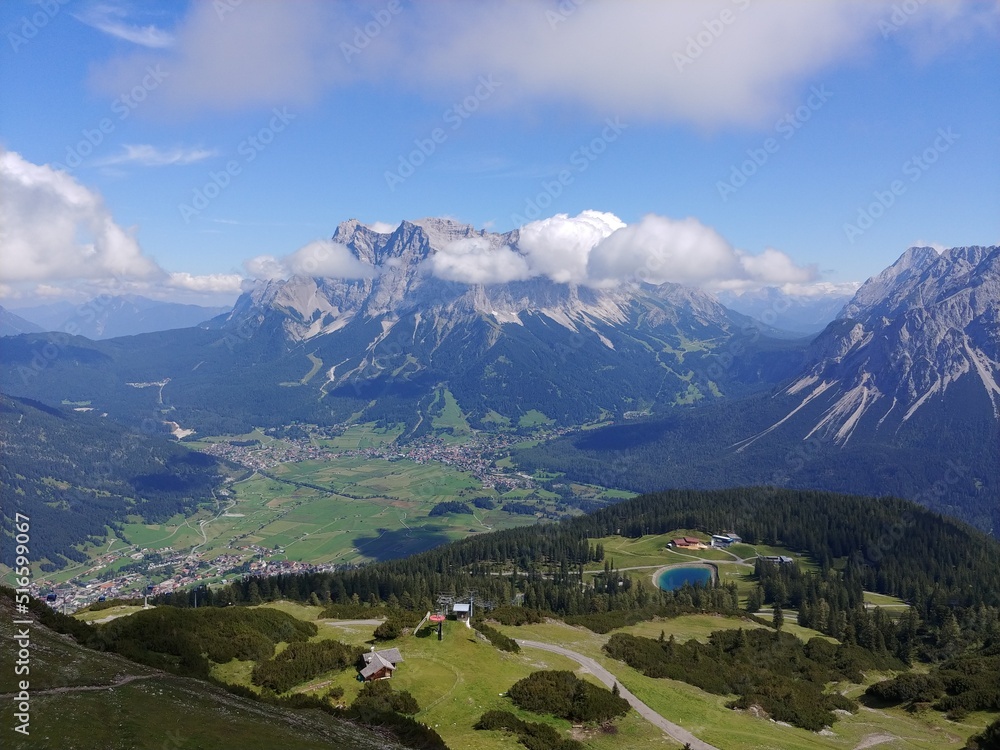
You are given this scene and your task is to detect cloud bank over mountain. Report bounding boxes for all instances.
[423,211,815,290]
[1,150,819,302]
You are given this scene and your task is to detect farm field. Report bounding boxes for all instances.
[132,457,543,568]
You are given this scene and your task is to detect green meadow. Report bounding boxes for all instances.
[114,455,543,569]
[195,600,991,750]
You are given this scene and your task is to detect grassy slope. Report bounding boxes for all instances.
[219,600,995,750]
[492,618,989,750]
[0,597,411,750]
[49,593,997,750]
[222,603,670,750]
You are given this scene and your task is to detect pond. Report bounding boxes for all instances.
[655,566,713,591]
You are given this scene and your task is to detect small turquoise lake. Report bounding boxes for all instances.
[656,566,713,591]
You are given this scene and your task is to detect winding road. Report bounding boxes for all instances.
[516,639,720,750]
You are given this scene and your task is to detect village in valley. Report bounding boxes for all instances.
[26,422,610,611]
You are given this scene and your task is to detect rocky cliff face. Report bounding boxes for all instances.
[744,246,1000,447]
[222,217,746,347]
[213,217,791,422]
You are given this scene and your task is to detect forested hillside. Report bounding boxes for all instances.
[517,396,1000,533]
[0,394,230,569]
[152,488,1000,668]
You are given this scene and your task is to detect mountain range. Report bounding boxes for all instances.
[717,286,855,334]
[0,218,808,436]
[5,295,228,339]
[0,220,995,531]
[522,244,1000,533]
[0,305,42,336]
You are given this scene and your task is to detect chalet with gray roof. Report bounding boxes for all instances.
[359,647,404,681]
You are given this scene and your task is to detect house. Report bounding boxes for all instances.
[359,648,404,681]
[671,536,706,550]
[452,602,472,621]
[711,533,742,548]
[760,555,794,565]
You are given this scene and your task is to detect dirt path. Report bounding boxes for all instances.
[853,733,901,749]
[0,674,154,697]
[516,639,720,750]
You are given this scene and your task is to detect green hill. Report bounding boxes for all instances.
[0,590,415,750]
[0,393,230,570]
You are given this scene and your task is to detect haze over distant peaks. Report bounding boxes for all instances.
[0,305,43,337]
[10,295,229,340]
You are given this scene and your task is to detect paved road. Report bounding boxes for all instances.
[517,639,720,750]
[322,619,384,626]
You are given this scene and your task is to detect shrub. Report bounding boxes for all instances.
[428,501,472,516]
[374,618,403,641]
[486,606,544,626]
[474,710,583,750]
[865,673,944,706]
[352,679,419,715]
[508,670,629,724]
[251,639,362,693]
[474,623,520,652]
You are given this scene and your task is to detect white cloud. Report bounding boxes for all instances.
[417,209,813,290]
[517,210,625,284]
[429,237,532,284]
[587,214,815,289]
[74,3,175,48]
[367,221,397,234]
[285,240,377,279]
[244,241,376,281]
[243,255,286,281]
[88,0,349,115]
[166,272,244,294]
[777,281,861,298]
[0,151,162,284]
[92,144,219,167]
[85,1,999,125]
[738,247,814,285]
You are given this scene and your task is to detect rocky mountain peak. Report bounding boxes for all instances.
[751,244,1000,447]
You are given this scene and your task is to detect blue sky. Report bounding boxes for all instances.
[1,0,997,306]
